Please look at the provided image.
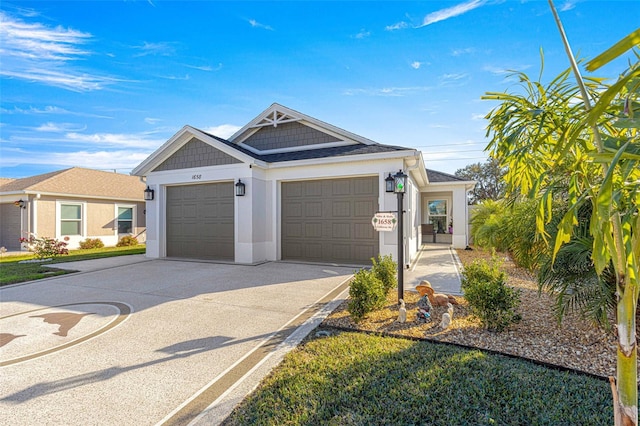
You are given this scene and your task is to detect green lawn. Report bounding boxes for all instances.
[0,245,145,286]
[224,330,611,426]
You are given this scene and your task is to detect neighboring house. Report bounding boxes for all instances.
[0,167,147,251]
[132,103,475,266]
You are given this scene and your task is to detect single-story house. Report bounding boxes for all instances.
[132,103,475,266]
[0,167,147,251]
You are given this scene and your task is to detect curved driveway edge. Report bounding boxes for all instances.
[0,258,355,426]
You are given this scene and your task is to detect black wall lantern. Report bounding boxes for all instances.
[14,199,26,209]
[144,186,155,201]
[235,179,246,196]
[385,173,395,193]
[393,169,407,194]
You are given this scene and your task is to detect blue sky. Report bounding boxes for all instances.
[1,1,638,179]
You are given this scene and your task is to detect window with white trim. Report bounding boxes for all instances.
[117,206,133,234]
[60,203,82,235]
[427,199,449,234]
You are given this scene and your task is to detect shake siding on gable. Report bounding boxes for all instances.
[242,121,341,151]
[153,138,241,172]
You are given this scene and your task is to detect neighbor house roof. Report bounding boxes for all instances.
[0,167,145,200]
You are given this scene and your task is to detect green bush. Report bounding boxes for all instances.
[79,238,105,250]
[347,269,386,323]
[371,254,397,294]
[461,255,522,331]
[116,236,138,247]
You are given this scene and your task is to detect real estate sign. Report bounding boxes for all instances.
[371,212,397,232]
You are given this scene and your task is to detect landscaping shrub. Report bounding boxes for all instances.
[371,254,397,294]
[79,238,105,250]
[461,255,521,331]
[19,235,69,259]
[347,269,386,323]
[116,235,138,247]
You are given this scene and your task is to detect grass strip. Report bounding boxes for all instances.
[0,246,145,286]
[224,331,611,426]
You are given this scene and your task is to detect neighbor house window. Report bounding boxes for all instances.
[60,204,82,235]
[117,207,133,234]
[427,199,448,234]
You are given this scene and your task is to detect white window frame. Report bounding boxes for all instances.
[423,196,452,234]
[115,204,136,236]
[56,201,86,238]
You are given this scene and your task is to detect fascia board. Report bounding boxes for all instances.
[264,150,416,169]
[131,125,192,176]
[132,126,267,176]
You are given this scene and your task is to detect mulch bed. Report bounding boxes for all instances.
[322,247,619,379]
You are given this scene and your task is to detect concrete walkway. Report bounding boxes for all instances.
[405,244,464,296]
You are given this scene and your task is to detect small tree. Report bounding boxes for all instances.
[455,157,506,204]
[483,8,639,423]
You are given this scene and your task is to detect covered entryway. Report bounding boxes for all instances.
[166,182,234,260]
[281,176,379,264]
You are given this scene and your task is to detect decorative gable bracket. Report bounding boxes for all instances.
[253,109,301,128]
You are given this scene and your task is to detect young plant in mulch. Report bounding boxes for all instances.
[347,269,386,323]
[371,254,397,293]
[461,254,522,331]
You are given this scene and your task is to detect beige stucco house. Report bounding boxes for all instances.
[132,103,475,266]
[0,167,147,251]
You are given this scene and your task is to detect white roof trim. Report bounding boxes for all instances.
[237,140,356,156]
[264,149,418,169]
[228,103,378,147]
[131,126,265,176]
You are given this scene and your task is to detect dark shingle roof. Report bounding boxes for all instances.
[201,130,410,163]
[426,169,468,183]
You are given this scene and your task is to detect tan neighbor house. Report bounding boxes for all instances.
[0,167,147,251]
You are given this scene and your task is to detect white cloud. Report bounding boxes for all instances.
[418,0,487,27]
[201,124,242,139]
[385,21,409,31]
[344,86,432,97]
[64,132,165,149]
[483,64,531,75]
[35,122,86,132]
[248,19,274,31]
[411,61,422,69]
[132,41,177,57]
[559,0,578,11]
[452,47,476,56]
[471,113,486,121]
[353,29,371,39]
[184,63,223,72]
[144,117,162,125]
[0,149,152,170]
[0,12,121,91]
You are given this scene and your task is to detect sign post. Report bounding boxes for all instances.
[393,170,407,305]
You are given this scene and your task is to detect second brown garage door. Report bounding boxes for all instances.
[166,183,234,260]
[281,176,379,265]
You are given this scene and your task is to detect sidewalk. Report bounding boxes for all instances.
[405,244,463,296]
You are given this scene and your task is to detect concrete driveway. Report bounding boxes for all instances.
[0,258,355,425]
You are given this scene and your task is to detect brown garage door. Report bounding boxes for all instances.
[166,183,234,260]
[0,203,22,251]
[281,176,379,264]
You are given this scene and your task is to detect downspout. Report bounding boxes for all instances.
[403,151,422,267]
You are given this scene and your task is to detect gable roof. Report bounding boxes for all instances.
[0,167,145,200]
[426,169,468,183]
[229,103,378,149]
[132,104,420,176]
